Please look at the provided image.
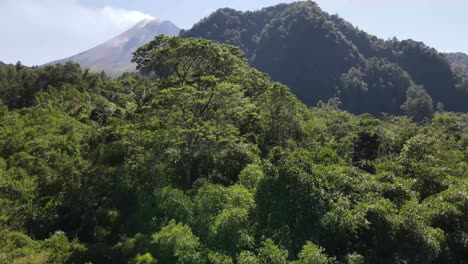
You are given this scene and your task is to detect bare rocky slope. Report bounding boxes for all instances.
[48,19,180,76]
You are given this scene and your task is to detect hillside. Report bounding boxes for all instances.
[47,19,180,76]
[1,36,467,264]
[182,1,468,115]
[446,52,468,74]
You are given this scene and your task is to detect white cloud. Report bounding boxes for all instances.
[100,6,155,29]
[0,0,154,65]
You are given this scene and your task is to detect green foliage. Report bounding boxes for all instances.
[131,253,157,264]
[133,35,245,85]
[238,251,260,264]
[352,131,380,172]
[238,164,264,190]
[131,35,266,187]
[0,230,85,264]
[0,36,467,264]
[154,187,194,225]
[295,241,330,264]
[0,62,100,109]
[445,52,468,75]
[151,221,203,264]
[207,251,233,264]
[259,83,306,148]
[208,207,253,254]
[320,198,366,256]
[402,85,434,121]
[340,58,413,115]
[182,1,468,114]
[192,183,255,247]
[345,253,364,264]
[258,239,289,264]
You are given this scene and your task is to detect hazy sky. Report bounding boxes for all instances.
[1,0,467,66]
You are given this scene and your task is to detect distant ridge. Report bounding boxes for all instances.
[47,19,180,76]
[182,2,468,113]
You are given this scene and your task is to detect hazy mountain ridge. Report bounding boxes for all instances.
[48,19,180,76]
[182,1,468,114]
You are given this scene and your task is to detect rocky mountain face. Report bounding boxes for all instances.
[48,19,180,76]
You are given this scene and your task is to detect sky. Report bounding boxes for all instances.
[1,0,467,66]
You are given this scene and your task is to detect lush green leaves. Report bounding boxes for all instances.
[0,36,467,264]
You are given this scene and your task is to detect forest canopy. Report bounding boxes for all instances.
[0,35,467,263]
[182,1,468,116]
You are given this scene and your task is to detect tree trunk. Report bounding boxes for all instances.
[185,161,192,187]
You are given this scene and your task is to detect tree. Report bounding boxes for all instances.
[238,164,264,191]
[340,58,413,115]
[258,239,289,264]
[320,198,365,257]
[153,186,193,226]
[0,230,86,264]
[132,36,261,186]
[133,35,246,85]
[153,82,254,186]
[238,251,260,264]
[208,207,253,255]
[131,253,157,264]
[295,241,330,264]
[151,221,203,263]
[193,183,255,248]
[401,85,434,121]
[260,83,306,148]
[352,131,380,172]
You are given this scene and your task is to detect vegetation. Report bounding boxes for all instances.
[445,52,468,74]
[182,1,468,115]
[0,35,466,263]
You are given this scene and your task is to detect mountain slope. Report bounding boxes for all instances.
[182,1,468,114]
[445,52,468,74]
[48,19,180,76]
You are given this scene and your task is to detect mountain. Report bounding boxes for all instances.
[182,1,468,114]
[48,19,180,76]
